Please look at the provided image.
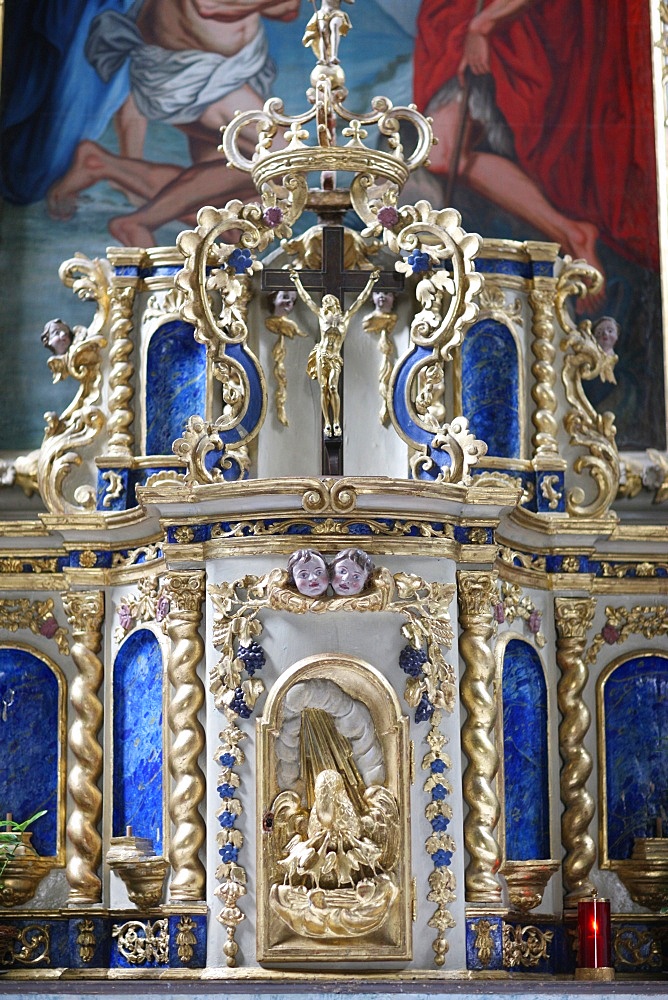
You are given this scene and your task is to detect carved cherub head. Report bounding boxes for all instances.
[592,315,619,356]
[270,289,297,317]
[330,547,374,596]
[372,290,395,314]
[287,548,329,597]
[41,318,73,355]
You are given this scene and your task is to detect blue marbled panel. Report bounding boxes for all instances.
[466,914,504,970]
[604,654,668,859]
[112,629,164,851]
[0,647,59,856]
[461,320,520,458]
[502,639,550,860]
[145,320,206,456]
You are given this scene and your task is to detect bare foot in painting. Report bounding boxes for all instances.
[109,214,156,248]
[47,141,108,219]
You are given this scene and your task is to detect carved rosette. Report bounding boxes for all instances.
[554,596,596,905]
[107,283,137,455]
[37,255,111,515]
[63,590,105,903]
[163,572,207,902]
[528,287,560,460]
[555,261,620,517]
[457,571,502,903]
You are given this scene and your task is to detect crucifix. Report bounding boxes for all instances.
[262,225,404,475]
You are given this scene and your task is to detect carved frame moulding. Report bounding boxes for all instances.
[256,655,412,963]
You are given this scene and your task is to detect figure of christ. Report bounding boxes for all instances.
[290,269,379,438]
[414,0,661,289]
[47,0,300,247]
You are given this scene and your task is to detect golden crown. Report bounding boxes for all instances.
[219,2,434,226]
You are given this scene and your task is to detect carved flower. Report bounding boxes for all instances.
[228,248,254,274]
[118,604,134,631]
[78,550,98,569]
[39,616,59,639]
[602,623,620,644]
[377,205,399,229]
[155,595,170,622]
[528,610,542,634]
[262,206,283,228]
[174,526,195,544]
[493,602,505,624]
[407,249,431,274]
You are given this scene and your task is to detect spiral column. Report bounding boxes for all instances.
[457,571,502,903]
[63,591,105,904]
[529,286,561,460]
[164,571,207,901]
[555,596,596,905]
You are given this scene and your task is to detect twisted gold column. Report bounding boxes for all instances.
[529,287,560,461]
[555,596,596,905]
[63,591,105,904]
[107,283,137,456]
[457,571,502,903]
[164,572,207,901]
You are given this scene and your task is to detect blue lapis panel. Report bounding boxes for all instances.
[67,915,111,969]
[112,630,164,851]
[145,320,206,456]
[503,639,550,860]
[0,648,59,856]
[604,654,668,860]
[461,319,521,458]
[392,345,437,448]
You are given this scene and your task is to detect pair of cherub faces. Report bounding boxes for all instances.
[288,547,374,597]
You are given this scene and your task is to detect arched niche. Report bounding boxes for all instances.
[256,654,411,963]
[144,319,207,455]
[459,319,522,459]
[598,651,668,863]
[112,628,165,851]
[0,644,65,860]
[496,635,550,860]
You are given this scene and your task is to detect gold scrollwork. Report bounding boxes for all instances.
[409,417,488,485]
[112,919,169,965]
[494,581,546,647]
[502,921,554,968]
[0,924,50,966]
[498,545,545,574]
[37,254,111,515]
[302,478,357,514]
[172,415,252,485]
[209,568,456,721]
[0,597,69,655]
[587,603,668,664]
[555,260,620,518]
[101,470,124,507]
[613,926,662,969]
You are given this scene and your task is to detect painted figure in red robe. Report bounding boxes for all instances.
[414,0,659,278]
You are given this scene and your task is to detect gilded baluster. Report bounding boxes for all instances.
[63,591,105,903]
[163,572,207,901]
[457,571,502,903]
[555,596,596,904]
[528,286,560,460]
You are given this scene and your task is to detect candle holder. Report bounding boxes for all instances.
[574,893,615,981]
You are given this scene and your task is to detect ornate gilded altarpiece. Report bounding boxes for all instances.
[0,0,666,987]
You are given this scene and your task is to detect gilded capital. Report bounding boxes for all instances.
[457,571,498,621]
[63,591,105,639]
[554,597,596,640]
[163,572,206,615]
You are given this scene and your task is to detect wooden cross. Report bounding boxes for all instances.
[262,225,403,475]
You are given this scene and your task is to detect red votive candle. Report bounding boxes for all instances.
[577,896,611,968]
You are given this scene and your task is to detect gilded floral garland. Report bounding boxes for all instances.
[586,603,668,664]
[214,725,247,968]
